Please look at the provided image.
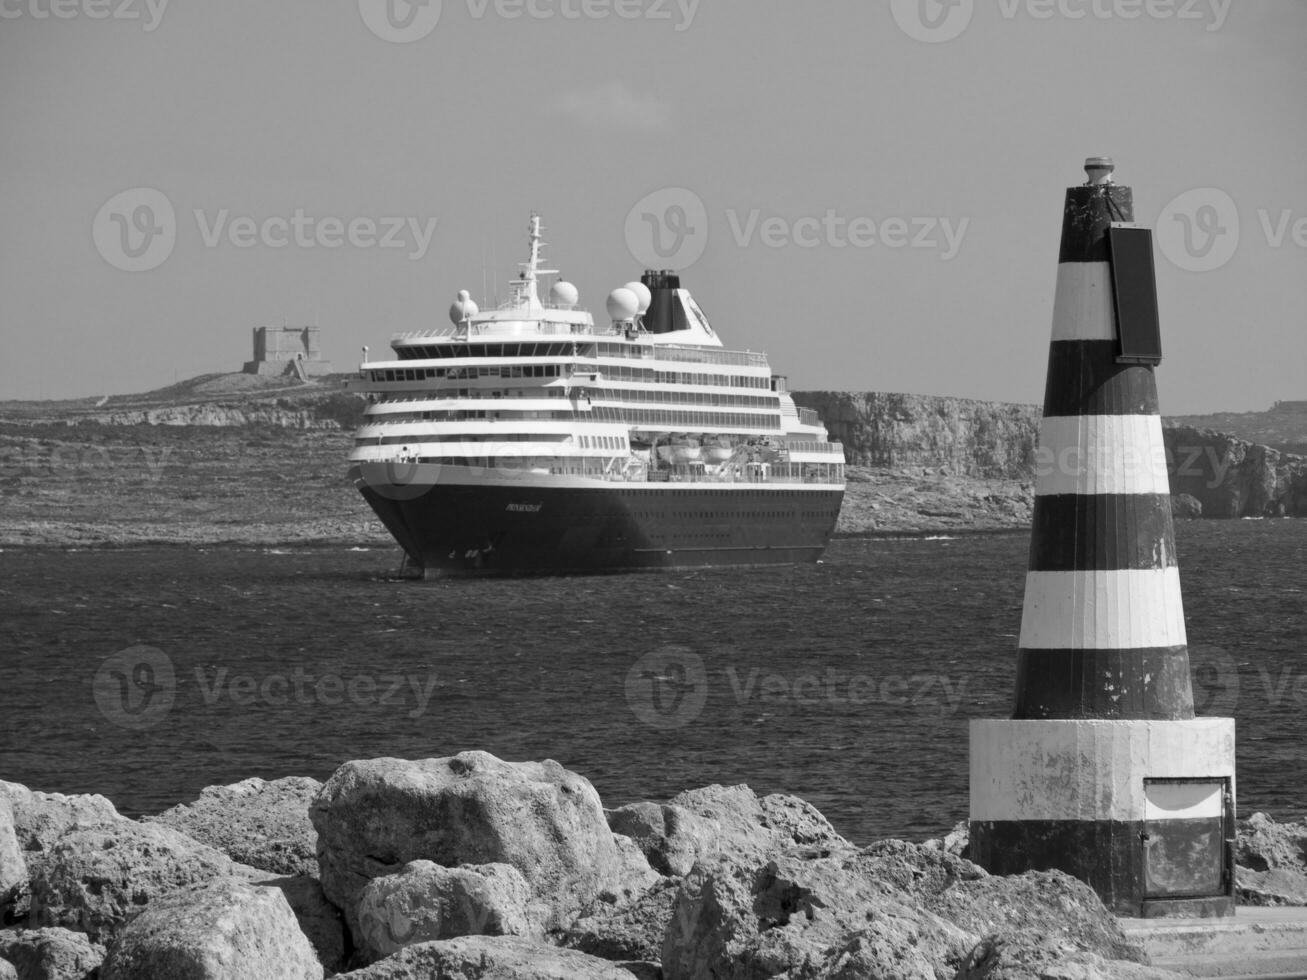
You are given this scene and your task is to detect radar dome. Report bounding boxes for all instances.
[448,290,479,325]
[550,280,579,310]
[623,281,652,314]
[606,287,639,322]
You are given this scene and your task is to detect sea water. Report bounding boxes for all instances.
[0,520,1303,843]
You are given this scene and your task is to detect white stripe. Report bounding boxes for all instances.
[1034,415,1170,496]
[969,718,1235,822]
[1051,262,1116,342]
[1144,781,1224,821]
[1019,568,1187,650]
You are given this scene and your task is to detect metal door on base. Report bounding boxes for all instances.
[1142,778,1229,900]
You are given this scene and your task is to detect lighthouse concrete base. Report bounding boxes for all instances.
[969,717,1236,917]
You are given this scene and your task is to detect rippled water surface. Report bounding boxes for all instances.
[1,519,1303,843]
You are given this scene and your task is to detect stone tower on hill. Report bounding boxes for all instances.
[243,325,334,380]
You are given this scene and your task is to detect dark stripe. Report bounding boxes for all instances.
[1058,185,1134,263]
[1028,494,1177,571]
[970,818,1232,918]
[1042,340,1160,417]
[1013,646,1194,720]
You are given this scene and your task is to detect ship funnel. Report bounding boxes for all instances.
[640,269,688,334]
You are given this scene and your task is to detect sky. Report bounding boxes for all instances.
[1,0,1303,413]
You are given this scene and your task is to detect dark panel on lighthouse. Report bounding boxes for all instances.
[1108,226,1163,365]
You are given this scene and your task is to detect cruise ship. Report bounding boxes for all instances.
[347,216,845,577]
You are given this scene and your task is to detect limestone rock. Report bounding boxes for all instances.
[1170,493,1203,518]
[605,803,696,877]
[100,875,322,980]
[335,935,638,979]
[756,792,849,849]
[556,877,680,964]
[1237,866,1307,906]
[0,784,123,856]
[929,862,1144,963]
[599,834,659,905]
[923,819,970,858]
[662,841,1152,980]
[662,844,973,980]
[1237,811,1307,873]
[311,752,621,933]
[249,874,347,974]
[1235,813,1307,906]
[354,860,538,963]
[0,801,23,918]
[607,784,848,877]
[29,821,236,943]
[0,958,14,980]
[146,776,321,878]
[0,927,105,980]
[0,783,125,925]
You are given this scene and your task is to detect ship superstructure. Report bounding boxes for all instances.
[347,215,845,576]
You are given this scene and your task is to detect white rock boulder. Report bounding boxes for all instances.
[29,821,236,943]
[335,935,638,979]
[311,752,622,933]
[354,860,538,962]
[100,876,323,980]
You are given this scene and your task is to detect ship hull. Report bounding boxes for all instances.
[353,466,843,577]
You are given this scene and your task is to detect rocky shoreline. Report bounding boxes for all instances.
[2,753,1305,979]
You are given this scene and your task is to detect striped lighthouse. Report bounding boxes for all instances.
[969,159,1236,918]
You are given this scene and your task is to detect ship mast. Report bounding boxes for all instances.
[511,213,557,314]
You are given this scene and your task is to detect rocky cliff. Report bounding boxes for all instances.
[792,391,1040,478]
[1165,426,1307,518]
[795,391,1307,519]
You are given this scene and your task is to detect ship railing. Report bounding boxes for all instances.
[605,464,842,485]
[593,345,770,368]
[784,441,843,454]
